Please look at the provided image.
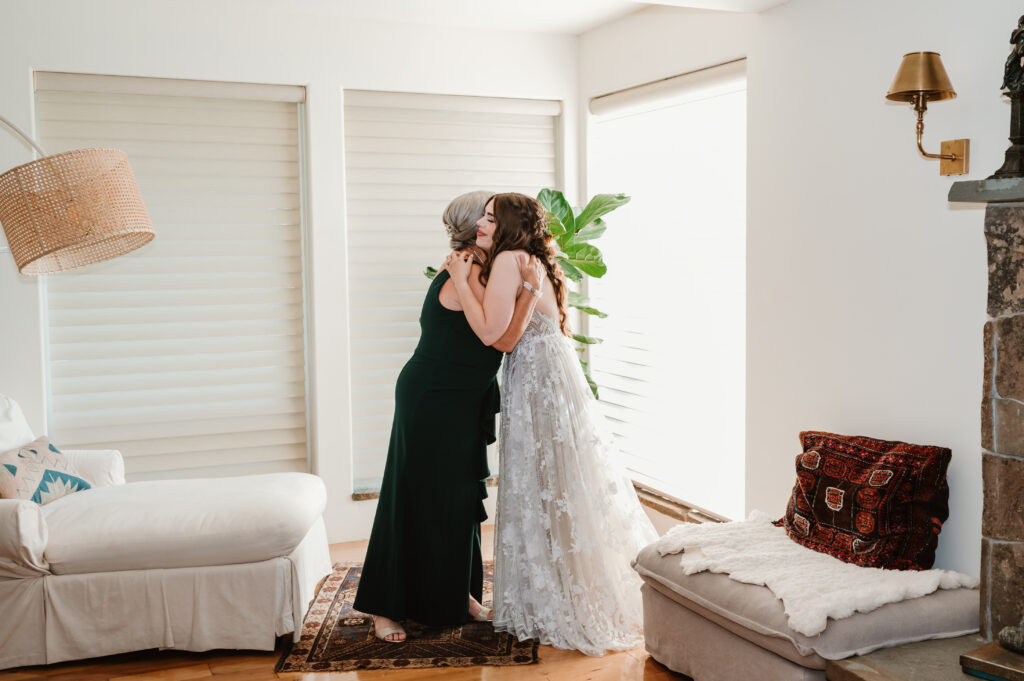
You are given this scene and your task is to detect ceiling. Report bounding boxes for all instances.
[257,0,790,35]
[641,0,789,13]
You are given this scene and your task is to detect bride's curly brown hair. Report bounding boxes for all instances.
[479,192,570,336]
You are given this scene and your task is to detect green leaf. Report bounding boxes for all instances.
[572,334,603,345]
[547,214,568,237]
[558,257,583,282]
[537,187,561,213]
[538,188,574,234]
[567,292,607,316]
[572,305,608,318]
[424,266,438,279]
[567,291,590,307]
[562,243,607,278]
[569,290,606,315]
[574,217,607,243]
[555,229,576,253]
[575,193,630,231]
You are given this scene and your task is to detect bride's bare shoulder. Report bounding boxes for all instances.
[497,249,531,267]
[492,250,527,266]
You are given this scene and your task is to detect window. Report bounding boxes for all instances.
[587,60,746,519]
[343,90,561,492]
[36,72,309,481]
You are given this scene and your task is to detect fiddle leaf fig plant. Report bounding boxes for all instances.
[537,188,630,399]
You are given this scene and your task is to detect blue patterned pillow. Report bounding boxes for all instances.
[0,436,92,504]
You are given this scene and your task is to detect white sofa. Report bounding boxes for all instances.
[0,396,332,671]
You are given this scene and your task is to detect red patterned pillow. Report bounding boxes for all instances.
[778,431,951,570]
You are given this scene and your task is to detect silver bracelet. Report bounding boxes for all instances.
[522,280,542,298]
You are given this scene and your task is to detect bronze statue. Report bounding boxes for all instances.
[990,15,1024,178]
[1002,16,1024,92]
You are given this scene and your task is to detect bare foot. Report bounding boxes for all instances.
[373,614,406,642]
[468,595,492,621]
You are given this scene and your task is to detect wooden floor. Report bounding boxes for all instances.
[0,526,685,681]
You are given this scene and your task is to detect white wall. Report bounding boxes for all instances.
[582,1,1014,574]
[0,0,579,542]
[747,0,1018,575]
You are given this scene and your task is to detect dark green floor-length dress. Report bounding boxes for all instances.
[353,269,502,625]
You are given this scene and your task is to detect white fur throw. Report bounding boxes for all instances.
[654,511,979,636]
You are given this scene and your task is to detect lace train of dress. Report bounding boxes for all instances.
[493,311,658,656]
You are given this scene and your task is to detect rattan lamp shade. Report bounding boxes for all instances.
[0,148,153,275]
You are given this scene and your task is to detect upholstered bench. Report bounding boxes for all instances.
[632,542,980,681]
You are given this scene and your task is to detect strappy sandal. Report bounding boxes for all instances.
[372,617,407,643]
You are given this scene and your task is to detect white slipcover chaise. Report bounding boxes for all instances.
[0,395,332,670]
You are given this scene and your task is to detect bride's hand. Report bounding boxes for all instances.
[447,249,475,281]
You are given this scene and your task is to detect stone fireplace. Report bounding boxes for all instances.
[950,179,1024,641]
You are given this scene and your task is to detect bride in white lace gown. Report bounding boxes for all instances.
[449,192,657,656]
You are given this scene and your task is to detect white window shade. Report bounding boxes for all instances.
[587,60,746,520]
[344,89,561,492]
[588,58,746,119]
[35,72,310,481]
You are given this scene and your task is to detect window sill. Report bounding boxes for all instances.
[632,483,728,524]
[352,479,728,526]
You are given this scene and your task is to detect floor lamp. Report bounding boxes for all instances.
[0,114,154,275]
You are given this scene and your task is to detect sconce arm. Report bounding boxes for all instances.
[913,96,957,161]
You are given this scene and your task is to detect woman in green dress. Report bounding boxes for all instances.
[353,191,541,642]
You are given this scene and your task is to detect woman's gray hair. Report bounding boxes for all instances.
[443,190,491,249]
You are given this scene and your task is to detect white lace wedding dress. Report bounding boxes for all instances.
[492,310,658,656]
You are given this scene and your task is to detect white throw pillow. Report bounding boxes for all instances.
[0,394,34,453]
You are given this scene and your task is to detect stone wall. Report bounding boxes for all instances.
[981,201,1024,639]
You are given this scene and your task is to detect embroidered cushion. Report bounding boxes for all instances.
[0,436,92,505]
[778,431,951,570]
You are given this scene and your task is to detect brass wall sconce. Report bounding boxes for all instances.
[886,51,970,176]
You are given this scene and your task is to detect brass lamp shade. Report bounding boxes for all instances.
[0,148,153,275]
[886,51,957,102]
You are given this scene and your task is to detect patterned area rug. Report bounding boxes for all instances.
[276,561,539,672]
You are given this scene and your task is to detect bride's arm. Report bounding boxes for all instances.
[450,251,520,346]
[491,255,542,352]
[491,290,537,353]
[455,253,541,352]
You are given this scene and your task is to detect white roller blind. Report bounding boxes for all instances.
[36,72,310,481]
[588,58,746,118]
[344,89,561,492]
[588,60,746,520]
